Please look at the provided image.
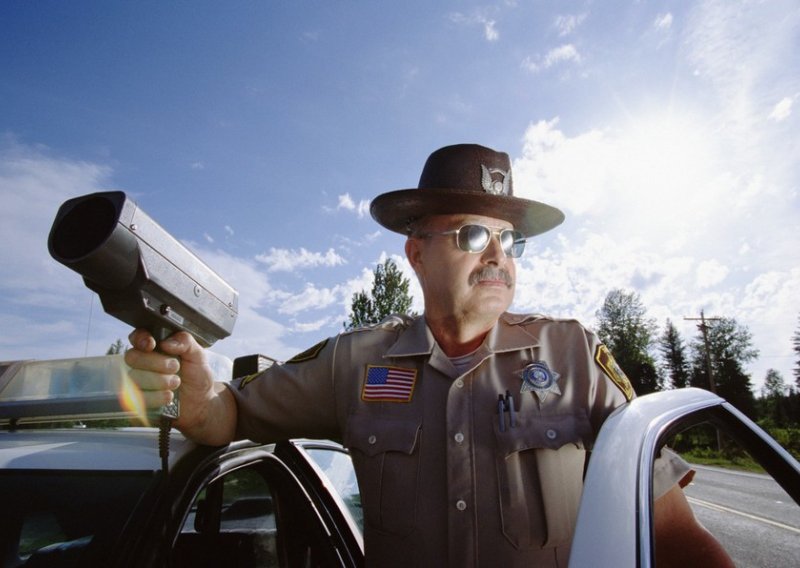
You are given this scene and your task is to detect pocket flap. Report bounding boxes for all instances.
[494,411,592,454]
[345,413,421,457]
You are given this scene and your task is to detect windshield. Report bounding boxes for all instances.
[0,469,155,565]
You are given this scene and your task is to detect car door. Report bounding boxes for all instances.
[166,442,362,568]
[570,387,800,567]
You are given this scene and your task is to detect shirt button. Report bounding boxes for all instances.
[455,379,465,388]
[456,500,467,511]
[454,432,464,444]
[546,429,557,440]
[368,435,377,445]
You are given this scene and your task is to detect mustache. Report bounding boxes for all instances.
[469,266,514,288]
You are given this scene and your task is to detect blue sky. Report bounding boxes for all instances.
[1,1,798,391]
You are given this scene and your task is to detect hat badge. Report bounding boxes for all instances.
[481,164,511,196]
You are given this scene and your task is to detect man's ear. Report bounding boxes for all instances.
[405,238,423,272]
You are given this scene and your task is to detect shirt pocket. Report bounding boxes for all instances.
[493,411,591,549]
[345,413,422,535]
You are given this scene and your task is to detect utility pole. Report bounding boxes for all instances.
[685,310,722,394]
[685,310,723,451]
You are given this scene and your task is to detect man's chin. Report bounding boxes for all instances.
[471,290,512,314]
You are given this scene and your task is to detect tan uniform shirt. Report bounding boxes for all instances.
[228,313,689,567]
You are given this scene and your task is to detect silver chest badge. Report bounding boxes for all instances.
[481,164,512,195]
[517,361,561,402]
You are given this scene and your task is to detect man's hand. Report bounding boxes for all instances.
[124,329,238,446]
[654,484,734,567]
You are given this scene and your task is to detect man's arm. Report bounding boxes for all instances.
[125,329,238,446]
[654,484,734,567]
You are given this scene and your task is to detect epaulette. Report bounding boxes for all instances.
[502,312,586,327]
[502,312,548,325]
[343,313,418,335]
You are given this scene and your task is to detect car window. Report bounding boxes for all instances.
[173,458,346,568]
[0,470,155,567]
[305,447,363,533]
[18,511,68,557]
[659,423,800,567]
[219,467,276,532]
[175,466,279,567]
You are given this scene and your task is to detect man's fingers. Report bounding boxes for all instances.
[124,346,180,375]
[156,331,205,364]
[141,388,176,409]
[128,368,181,392]
[128,329,157,352]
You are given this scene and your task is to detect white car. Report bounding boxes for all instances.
[573,387,800,566]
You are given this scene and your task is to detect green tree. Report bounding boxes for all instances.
[595,289,661,395]
[759,368,790,427]
[107,339,125,355]
[689,317,758,417]
[345,259,414,330]
[659,319,690,389]
[762,368,788,398]
[793,315,800,389]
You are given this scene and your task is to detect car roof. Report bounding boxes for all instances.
[0,427,199,471]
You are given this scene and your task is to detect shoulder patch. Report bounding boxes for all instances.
[594,344,634,401]
[286,339,329,364]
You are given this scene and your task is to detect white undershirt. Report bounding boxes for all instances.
[449,349,480,376]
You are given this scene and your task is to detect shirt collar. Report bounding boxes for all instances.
[384,312,540,360]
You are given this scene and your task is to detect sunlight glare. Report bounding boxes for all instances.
[621,113,716,204]
[119,367,151,426]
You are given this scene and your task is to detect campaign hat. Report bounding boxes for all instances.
[370,143,564,237]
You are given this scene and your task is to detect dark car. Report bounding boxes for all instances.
[0,355,363,568]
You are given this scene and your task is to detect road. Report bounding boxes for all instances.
[683,464,800,567]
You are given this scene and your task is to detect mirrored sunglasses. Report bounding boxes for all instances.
[423,224,526,258]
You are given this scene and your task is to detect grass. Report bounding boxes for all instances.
[681,450,765,474]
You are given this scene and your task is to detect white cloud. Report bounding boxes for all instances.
[0,136,323,363]
[0,139,111,301]
[291,317,336,333]
[278,283,340,315]
[255,247,346,272]
[514,117,608,216]
[336,193,370,218]
[554,13,587,37]
[545,44,581,67]
[522,44,581,73]
[0,142,294,363]
[484,20,499,42]
[510,85,799,389]
[711,268,800,387]
[695,260,729,289]
[654,13,673,31]
[684,0,800,135]
[768,96,794,122]
[175,244,297,360]
[512,111,766,252]
[448,10,500,42]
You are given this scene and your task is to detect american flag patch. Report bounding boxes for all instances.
[362,365,417,402]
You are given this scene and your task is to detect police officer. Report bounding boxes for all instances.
[126,144,732,566]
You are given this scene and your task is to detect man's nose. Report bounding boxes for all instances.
[481,233,507,264]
